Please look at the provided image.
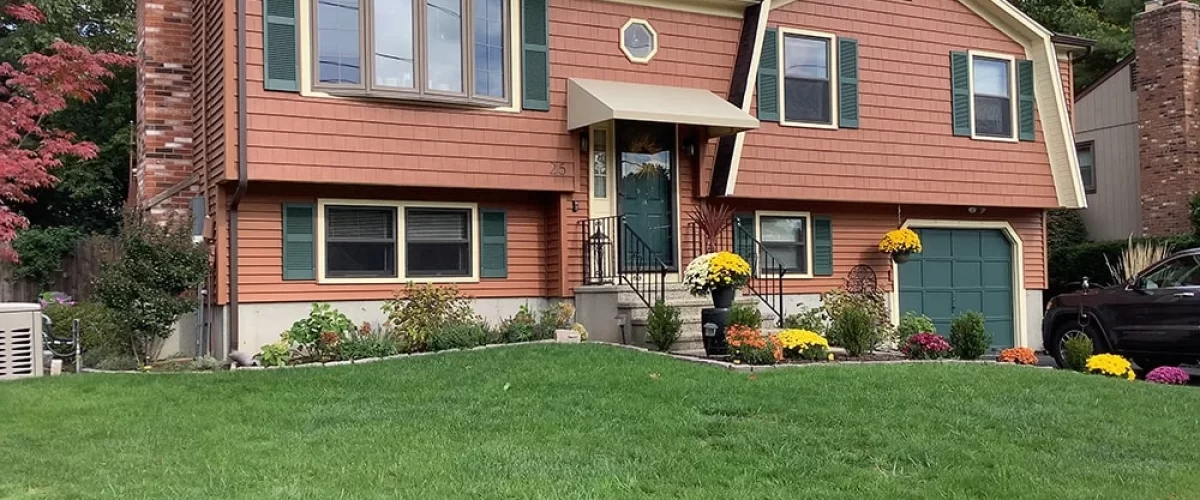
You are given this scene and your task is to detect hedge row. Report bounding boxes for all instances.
[1047,234,1200,298]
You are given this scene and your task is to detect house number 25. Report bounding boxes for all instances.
[548,162,570,176]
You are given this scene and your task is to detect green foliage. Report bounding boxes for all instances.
[645,301,682,352]
[382,283,475,350]
[830,304,879,357]
[739,343,779,365]
[1048,234,1196,296]
[190,356,222,371]
[896,311,936,346]
[96,355,138,371]
[259,342,290,367]
[726,303,763,329]
[429,323,491,351]
[43,301,122,363]
[949,311,991,360]
[1191,192,1200,236]
[93,213,209,362]
[823,288,893,346]
[335,326,397,360]
[1047,209,1089,250]
[286,303,356,347]
[499,320,534,344]
[11,227,84,287]
[782,305,828,335]
[1014,0,1139,91]
[1063,333,1094,372]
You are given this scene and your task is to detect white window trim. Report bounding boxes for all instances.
[777,27,838,130]
[968,50,1019,142]
[754,210,813,279]
[619,18,659,64]
[316,199,481,284]
[296,0,523,113]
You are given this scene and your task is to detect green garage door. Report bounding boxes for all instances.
[898,228,1014,349]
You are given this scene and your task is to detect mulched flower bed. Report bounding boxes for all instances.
[780,353,905,364]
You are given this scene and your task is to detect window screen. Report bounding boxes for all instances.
[325,206,397,278]
[406,208,472,277]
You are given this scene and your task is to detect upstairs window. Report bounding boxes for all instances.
[971,54,1015,139]
[313,0,510,105]
[780,29,835,128]
[1077,141,1096,194]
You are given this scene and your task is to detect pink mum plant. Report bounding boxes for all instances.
[901,332,952,360]
[1146,366,1189,385]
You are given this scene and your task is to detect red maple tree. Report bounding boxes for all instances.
[0,1,133,261]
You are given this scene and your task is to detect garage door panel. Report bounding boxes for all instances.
[955,290,983,315]
[986,320,1014,348]
[922,291,955,319]
[922,230,953,258]
[921,261,953,288]
[983,290,1013,316]
[952,261,982,288]
[982,261,1011,287]
[979,231,1010,258]
[952,230,981,257]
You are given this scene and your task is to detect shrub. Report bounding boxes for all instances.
[286,303,356,359]
[1048,234,1197,296]
[726,325,781,365]
[499,319,534,344]
[645,301,682,351]
[1062,333,1093,372]
[259,342,291,367]
[777,329,832,361]
[11,226,84,287]
[896,311,935,346]
[190,356,222,371]
[822,288,893,345]
[571,323,588,341]
[1104,236,1173,284]
[830,304,878,357]
[949,311,990,360]
[782,305,828,335]
[1047,209,1089,250]
[43,301,123,363]
[531,303,574,341]
[429,323,491,351]
[382,283,475,351]
[1146,366,1190,385]
[1191,192,1200,236]
[1086,353,1135,380]
[998,347,1038,365]
[726,303,763,329]
[901,333,952,360]
[336,324,398,360]
[93,212,209,363]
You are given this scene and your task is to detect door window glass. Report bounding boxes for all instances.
[1140,255,1200,289]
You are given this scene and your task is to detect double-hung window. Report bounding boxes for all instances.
[325,205,398,278]
[780,29,836,128]
[405,208,472,277]
[1076,141,1096,194]
[757,213,811,277]
[971,54,1015,139]
[313,0,509,105]
[319,201,479,282]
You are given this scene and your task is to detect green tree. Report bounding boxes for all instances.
[1014,0,1139,91]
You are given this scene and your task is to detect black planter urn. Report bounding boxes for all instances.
[711,285,736,308]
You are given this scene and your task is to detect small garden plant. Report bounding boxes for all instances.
[777,329,832,361]
[830,303,877,357]
[725,325,781,365]
[1085,353,1135,380]
[896,311,935,346]
[782,305,827,335]
[646,301,682,351]
[901,333,951,360]
[1146,366,1189,385]
[1062,333,1093,372]
[726,303,763,330]
[998,347,1038,365]
[949,311,990,360]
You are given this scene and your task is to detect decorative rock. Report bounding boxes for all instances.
[324,360,352,366]
[554,329,581,343]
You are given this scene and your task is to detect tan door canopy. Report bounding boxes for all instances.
[566,78,759,138]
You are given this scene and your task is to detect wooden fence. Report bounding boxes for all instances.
[0,236,107,303]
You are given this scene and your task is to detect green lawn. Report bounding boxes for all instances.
[2,344,1199,499]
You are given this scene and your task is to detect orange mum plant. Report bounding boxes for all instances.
[997,347,1037,365]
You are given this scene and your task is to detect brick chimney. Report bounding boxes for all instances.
[1134,0,1200,236]
[135,0,198,218]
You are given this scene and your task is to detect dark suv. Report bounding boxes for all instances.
[1043,248,1200,370]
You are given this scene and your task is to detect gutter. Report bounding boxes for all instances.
[229,0,249,354]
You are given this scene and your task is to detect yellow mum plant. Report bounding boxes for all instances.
[684,251,751,295]
[1085,353,1135,380]
[878,228,922,254]
[777,329,833,361]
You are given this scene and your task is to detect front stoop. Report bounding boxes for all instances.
[575,283,771,353]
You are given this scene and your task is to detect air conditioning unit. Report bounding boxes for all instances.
[0,303,43,380]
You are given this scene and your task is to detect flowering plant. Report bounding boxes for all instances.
[38,291,74,309]
[900,332,951,360]
[683,251,751,296]
[777,329,833,361]
[878,228,922,254]
[726,325,782,365]
[997,347,1038,365]
[1146,366,1189,385]
[1085,353,1135,380]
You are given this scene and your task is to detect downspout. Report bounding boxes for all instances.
[229,0,249,355]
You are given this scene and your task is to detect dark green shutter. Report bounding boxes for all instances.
[1017,59,1035,141]
[282,203,315,280]
[756,28,779,121]
[837,38,859,129]
[521,0,550,111]
[812,216,833,276]
[733,214,755,264]
[950,51,971,137]
[263,0,298,92]
[480,209,508,278]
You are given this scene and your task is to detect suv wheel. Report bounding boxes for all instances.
[1050,322,1104,369]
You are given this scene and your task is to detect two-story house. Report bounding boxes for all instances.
[135,0,1088,355]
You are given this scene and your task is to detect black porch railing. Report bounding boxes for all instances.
[580,215,668,308]
[688,220,787,326]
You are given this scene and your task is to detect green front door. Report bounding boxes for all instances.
[617,121,675,269]
[898,228,1014,349]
